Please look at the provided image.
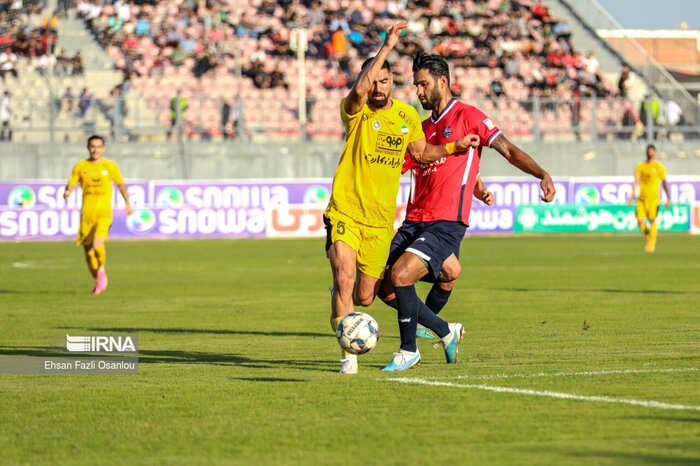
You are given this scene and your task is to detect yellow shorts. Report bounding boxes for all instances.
[77,216,112,246]
[636,199,659,221]
[323,207,394,279]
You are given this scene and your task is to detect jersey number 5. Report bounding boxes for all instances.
[336,221,345,235]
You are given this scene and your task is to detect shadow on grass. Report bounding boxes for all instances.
[487,287,698,295]
[623,416,700,424]
[0,289,81,295]
[234,377,305,383]
[549,448,700,465]
[0,346,333,373]
[55,326,330,338]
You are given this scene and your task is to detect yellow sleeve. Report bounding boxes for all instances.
[657,162,667,180]
[110,161,125,185]
[68,162,81,188]
[634,163,642,179]
[404,105,425,143]
[340,97,363,128]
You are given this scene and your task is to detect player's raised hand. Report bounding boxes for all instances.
[540,175,556,202]
[481,191,495,206]
[384,21,407,50]
[455,133,480,152]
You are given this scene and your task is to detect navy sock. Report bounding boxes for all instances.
[417,300,450,338]
[425,284,452,315]
[383,297,398,310]
[393,286,420,352]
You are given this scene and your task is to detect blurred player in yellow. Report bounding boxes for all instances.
[64,135,134,294]
[628,144,670,252]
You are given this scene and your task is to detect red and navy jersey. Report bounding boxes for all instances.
[403,98,501,225]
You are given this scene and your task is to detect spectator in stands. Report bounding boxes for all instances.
[35,51,56,76]
[487,79,506,99]
[221,99,232,139]
[168,89,186,138]
[62,87,76,112]
[661,99,683,128]
[270,63,288,89]
[618,64,631,98]
[109,84,128,139]
[193,49,217,79]
[0,46,18,81]
[583,51,599,75]
[72,50,84,76]
[12,31,31,57]
[0,91,10,142]
[55,49,73,76]
[78,87,92,118]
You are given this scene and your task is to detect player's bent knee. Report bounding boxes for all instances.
[391,267,415,288]
[353,288,375,307]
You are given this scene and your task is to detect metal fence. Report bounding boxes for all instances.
[3,93,699,144]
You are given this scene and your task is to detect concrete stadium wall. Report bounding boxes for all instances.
[1,140,699,181]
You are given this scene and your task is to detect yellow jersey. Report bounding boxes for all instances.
[68,158,125,221]
[326,98,424,227]
[635,160,666,203]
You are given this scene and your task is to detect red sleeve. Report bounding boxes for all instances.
[465,107,501,148]
[402,152,419,175]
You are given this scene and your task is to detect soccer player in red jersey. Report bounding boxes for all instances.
[379,53,556,371]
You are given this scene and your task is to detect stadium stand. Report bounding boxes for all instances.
[3,0,664,142]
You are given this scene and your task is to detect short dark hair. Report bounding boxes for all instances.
[646,143,656,151]
[87,135,105,146]
[412,52,450,87]
[361,57,391,73]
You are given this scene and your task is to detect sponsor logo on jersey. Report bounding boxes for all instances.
[483,118,495,130]
[375,131,404,156]
[101,170,108,176]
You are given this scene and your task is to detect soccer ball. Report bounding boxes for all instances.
[336,312,380,355]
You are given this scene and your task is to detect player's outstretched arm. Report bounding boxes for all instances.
[662,179,671,208]
[118,184,134,215]
[344,21,406,116]
[407,133,480,164]
[628,177,640,206]
[490,134,555,202]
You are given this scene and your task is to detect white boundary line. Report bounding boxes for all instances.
[386,377,700,412]
[385,368,700,412]
[448,367,700,381]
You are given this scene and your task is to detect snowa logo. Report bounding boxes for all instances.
[574,185,600,205]
[127,208,156,234]
[518,207,538,230]
[303,185,330,205]
[8,186,36,209]
[156,187,184,208]
[66,334,138,353]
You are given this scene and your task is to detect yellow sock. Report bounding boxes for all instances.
[649,223,658,246]
[640,223,648,235]
[85,250,98,278]
[332,316,352,357]
[94,245,106,269]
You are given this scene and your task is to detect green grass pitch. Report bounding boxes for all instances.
[0,234,699,465]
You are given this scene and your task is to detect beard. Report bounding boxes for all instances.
[369,93,389,108]
[419,87,442,110]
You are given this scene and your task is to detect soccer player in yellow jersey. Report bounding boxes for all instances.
[64,135,134,294]
[324,21,479,374]
[628,144,670,252]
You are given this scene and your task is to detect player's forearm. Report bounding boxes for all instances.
[411,143,451,164]
[118,185,131,205]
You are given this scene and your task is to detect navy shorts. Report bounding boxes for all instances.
[386,220,467,282]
